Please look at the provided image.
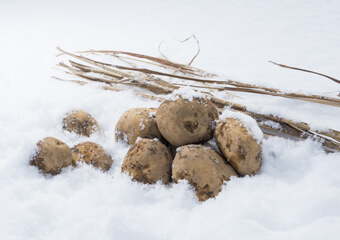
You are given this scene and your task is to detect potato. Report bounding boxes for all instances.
[156,97,218,147]
[72,142,113,171]
[30,137,73,175]
[173,145,238,201]
[63,110,100,137]
[122,139,173,184]
[115,108,163,145]
[215,118,262,176]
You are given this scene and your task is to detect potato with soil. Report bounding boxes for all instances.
[115,108,163,145]
[30,137,73,175]
[122,139,173,184]
[173,145,238,201]
[215,118,262,176]
[72,142,113,171]
[156,97,218,147]
[63,110,100,137]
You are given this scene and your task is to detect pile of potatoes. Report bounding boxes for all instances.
[30,110,113,175]
[116,97,263,201]
[30,97,262,201]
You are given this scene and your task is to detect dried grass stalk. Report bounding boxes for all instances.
[270,61,340,85]
[56,47,340,152]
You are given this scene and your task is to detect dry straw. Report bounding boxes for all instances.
[55,45,340,152]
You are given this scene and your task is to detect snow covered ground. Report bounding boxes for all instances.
[1,0,340,239]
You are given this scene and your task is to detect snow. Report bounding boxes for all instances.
[260,120,283,131]
[1,0,340,239]
[171,86,206,101]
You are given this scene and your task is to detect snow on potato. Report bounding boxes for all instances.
[72,141,113,171]
[30,137,73,175]
[63,110,100,137]
[115,108,164,145]
[156,97,218,147]
[172,145,238,201]
[121,139,173,184]
[215,118,262,176]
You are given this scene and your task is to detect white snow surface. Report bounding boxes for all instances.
[171,86,206,101]
[1,0,340,239]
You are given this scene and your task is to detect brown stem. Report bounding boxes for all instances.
[270,61,340,85]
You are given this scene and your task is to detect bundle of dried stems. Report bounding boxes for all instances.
[55,45,340,152]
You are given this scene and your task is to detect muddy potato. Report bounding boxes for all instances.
[63,110,100,137]
[215,118,262,176]
[122,139,173,184]
[30,137,73,175]
[72,142,113,171]
[156,97,219,147]
[115,108,164,145]
[173,145,238,201]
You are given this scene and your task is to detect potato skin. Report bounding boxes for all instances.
[63,110,100,137]
[72,142,113,171]
[30,137,73,175]
[156,98,218,147]
[173,145,238,201]
[122,139,173,184]
[215,118,262,176]
[115,108,163,145]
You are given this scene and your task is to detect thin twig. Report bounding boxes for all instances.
[177,34,200,66]
[270,61,340,85]
[158,41,169,61]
